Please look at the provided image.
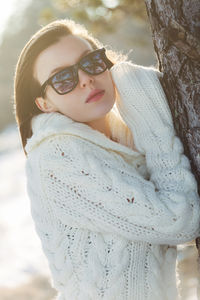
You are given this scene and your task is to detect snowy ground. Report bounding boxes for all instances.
[0,124,199,299]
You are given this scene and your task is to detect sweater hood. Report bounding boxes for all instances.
[25,110,141,159]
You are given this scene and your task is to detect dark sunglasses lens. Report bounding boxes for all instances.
[81,51,107,74]
[52,67,77,94]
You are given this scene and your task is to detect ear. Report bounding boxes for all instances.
[35,97,56,113]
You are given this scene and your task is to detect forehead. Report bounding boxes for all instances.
[33,34,93,84]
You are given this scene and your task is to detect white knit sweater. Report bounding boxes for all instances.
[25,61,200,300]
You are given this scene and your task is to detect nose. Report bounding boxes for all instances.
[78,69,95,88]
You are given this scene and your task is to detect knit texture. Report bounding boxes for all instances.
[25,61,200,300]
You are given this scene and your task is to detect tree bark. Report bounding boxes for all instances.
[144,0,200,256]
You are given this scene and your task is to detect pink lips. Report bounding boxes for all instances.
[86,89,105,103]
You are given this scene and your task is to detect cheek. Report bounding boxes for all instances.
[47,88,75,107]
[106,71,115,90]
[59,97,86,119]
[57,98,76,112]
[106,73,116,99]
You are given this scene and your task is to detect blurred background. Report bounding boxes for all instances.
[0,0,199,299]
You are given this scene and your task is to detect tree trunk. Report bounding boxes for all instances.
[144,0,200,253]
[144,1,200,295]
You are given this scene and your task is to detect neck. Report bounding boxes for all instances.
[85,114,111,139]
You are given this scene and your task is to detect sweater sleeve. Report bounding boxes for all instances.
[36,133,200,246]
[110,61,175,156]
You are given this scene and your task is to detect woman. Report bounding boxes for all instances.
[14,19,200,300]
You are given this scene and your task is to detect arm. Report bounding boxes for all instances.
[37,132,200,245]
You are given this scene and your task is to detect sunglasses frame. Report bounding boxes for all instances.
[40,47,113,97]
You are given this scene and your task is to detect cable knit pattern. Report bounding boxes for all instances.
[25,61,200,300]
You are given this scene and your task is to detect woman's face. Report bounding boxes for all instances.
[33,34,116,123]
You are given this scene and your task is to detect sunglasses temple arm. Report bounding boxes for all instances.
[105,56,114,69]
[40,82,48,98]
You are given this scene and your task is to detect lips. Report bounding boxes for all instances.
[86,89,105,103]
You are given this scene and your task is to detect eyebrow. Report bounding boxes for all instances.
[49,49,92,77]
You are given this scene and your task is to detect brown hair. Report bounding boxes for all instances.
[14,19,135,155]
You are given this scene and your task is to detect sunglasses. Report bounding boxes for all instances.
[40,47,114,97]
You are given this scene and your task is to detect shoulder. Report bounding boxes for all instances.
[28,134,88,160]
[27,133,112,175]
[26,133,116,185]
[25,112,93,155]
[25,134,92,180]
